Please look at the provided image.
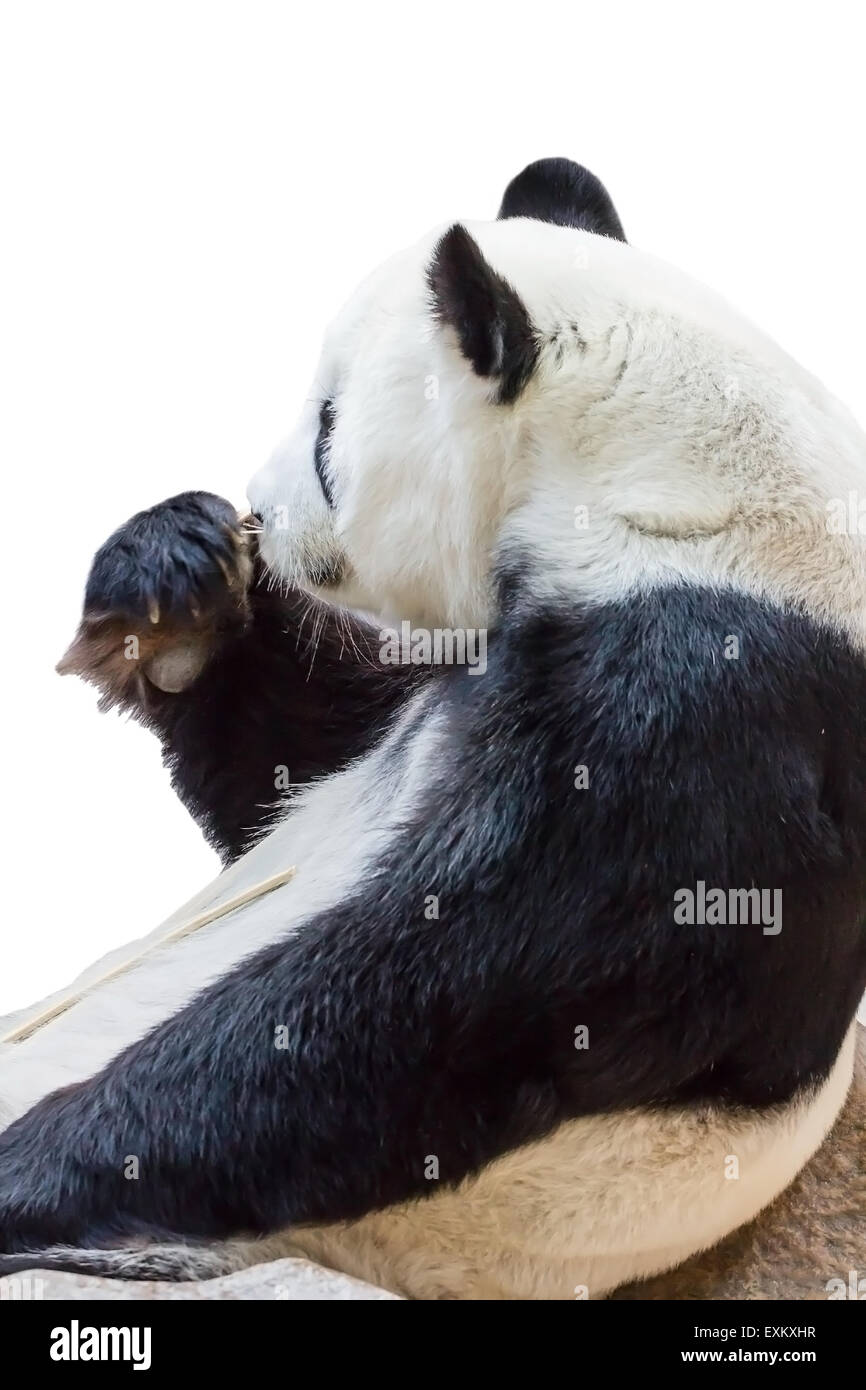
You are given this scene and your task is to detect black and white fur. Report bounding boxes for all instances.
[1,159,864,1299]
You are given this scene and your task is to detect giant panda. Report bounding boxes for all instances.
[0,158,864,1301]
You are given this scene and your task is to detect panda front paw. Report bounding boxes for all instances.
[58,492,255,699]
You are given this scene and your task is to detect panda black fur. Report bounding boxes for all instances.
[0,159,864,1299]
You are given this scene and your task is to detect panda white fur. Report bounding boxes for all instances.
[0,159,864,1300]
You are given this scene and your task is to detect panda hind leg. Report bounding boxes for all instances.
[0,1232,297,1284]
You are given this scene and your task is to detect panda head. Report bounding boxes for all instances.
[248,158,866,641]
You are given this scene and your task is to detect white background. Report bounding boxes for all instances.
[1,2,865,1012]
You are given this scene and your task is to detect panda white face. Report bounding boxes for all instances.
[247,221,554,629]
[248,189,866,645]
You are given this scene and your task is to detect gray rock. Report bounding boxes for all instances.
[11,1257,400,1301]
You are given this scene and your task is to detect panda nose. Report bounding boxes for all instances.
[246,458,278,516]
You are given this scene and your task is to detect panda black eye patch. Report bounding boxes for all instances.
[314,399,337,508]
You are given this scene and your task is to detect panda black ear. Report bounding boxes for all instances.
[498,157,626,242]
[427,223,537,404]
